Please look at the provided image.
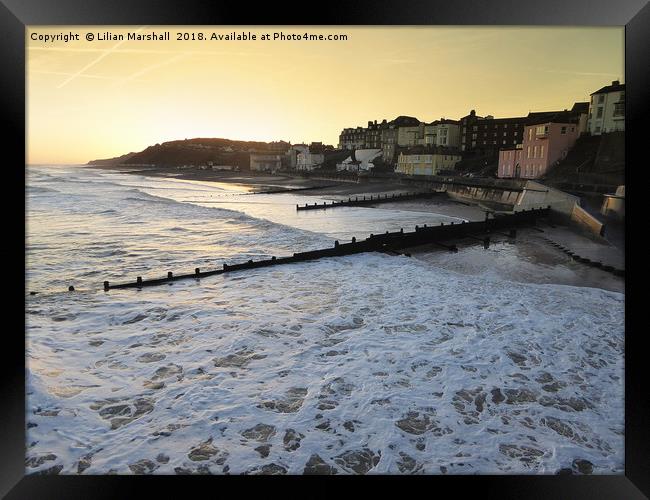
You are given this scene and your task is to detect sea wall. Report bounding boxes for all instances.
[571,204,605,237]
[516,181,606,235]
[517,181,579,215]
[444,184,520,210]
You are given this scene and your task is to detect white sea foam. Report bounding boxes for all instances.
[25,166,624,475]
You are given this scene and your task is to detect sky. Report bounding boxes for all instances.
[27,26,624,164]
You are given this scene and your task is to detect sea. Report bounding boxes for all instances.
[25,165,624,475]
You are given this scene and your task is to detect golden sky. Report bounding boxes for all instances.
[27,26,623,164]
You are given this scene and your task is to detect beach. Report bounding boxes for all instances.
[85,164,625,292]
[25,165,624,475]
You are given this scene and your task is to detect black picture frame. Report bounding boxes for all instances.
[4,0,647,497]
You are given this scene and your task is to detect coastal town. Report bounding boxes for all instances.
[246,80,623,185]
[90,79,625,243]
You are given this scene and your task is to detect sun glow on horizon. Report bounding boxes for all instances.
[27,26,623,164]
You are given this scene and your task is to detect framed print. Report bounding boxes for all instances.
[3,0,648,497]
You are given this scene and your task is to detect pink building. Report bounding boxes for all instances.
[497,120,580,179]
[497,147,522,178]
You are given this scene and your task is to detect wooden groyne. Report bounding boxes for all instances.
[296,191,441,211]
[247,184,340,195]
[541,236,625,277]
[98,207,551,291]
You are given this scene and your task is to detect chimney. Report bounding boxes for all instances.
[470,110,476,116]
[612,80,620,85]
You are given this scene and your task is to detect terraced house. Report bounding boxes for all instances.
[587,80,625,135]
[459,109,527,154]
[498,113,581,179]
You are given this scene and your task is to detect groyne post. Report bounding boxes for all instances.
[97,207,551,291]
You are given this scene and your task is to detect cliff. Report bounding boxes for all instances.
[87,138,291,169]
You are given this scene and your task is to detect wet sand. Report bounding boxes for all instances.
[407,226,624,293]
[86,165,341,192]
[85,165,422,197]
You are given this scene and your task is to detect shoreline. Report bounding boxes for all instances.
[84,164,433,197]
[83,164,624,293]
[85,164,336,191]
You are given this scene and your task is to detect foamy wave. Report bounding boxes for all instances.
[26,254,624,475]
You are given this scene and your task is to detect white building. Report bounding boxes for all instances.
[296,151,324,171]
[423,119,461,148]
[336,149,382,172]
[287,144,309,169]
[587,80,625,135]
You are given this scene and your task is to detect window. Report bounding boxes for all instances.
[595,126,601,133]
[536,125,548,135]
[596,107,603,118]
[598,95,605,103]
[533,145,538,158]
[613,102,624,117]
[527,146,531,158]
[503,132,507,136]
[561,126,567,135]
[528,129,533,141]
[540,145,544,158]
[503,140,506,145]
